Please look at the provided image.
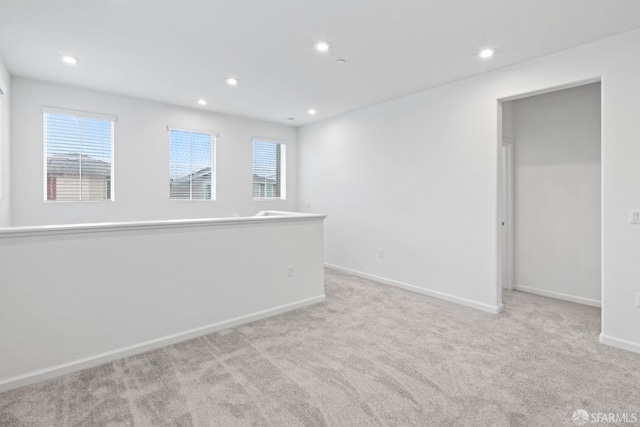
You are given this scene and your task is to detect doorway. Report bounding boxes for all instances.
[498,81,602,308]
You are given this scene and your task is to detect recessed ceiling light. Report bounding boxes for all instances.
[62,55,78,65]
[287,117,295,121]
[314,41,330,52]
[308,109,317,116]
[198,99,207,106]
[479,48,494,58]
[225,77,239,86]
[336,59,346,64]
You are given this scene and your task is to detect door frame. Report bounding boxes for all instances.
[500,135,514,291]
[496,77,602,309]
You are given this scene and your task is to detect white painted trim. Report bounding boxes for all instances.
[0,294,325,393]
[498,76,602,102]
[325,263,503,314]
[600,333,640,355]
[252,135,287,144]
[513,284,601,307]
[255,210,304,217]
[166,124,219,138]
[41,106,117,122]
[0,211,326,238]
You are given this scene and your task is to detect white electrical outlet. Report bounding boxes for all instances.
[288,265,294,277]
[630,209,640,224]
[379,248,384,258]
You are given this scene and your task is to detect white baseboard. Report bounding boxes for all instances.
[600,333,640,354]
[325,263,503,314]
[513,284,601,307]
[0,295,325,394]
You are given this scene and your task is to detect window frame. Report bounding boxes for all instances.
[252,137,286,201]
[167,125,217,201]
[42,107,116,203]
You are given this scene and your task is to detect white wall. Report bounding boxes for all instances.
[10,78,298,226]
[499,101,514,293]
[0,213,326,392]
[298,29,640,352]
[0,54,10,226]
[502,101,514,140]
[512,83,601,306]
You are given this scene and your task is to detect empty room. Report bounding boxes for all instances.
[1,1,640,426]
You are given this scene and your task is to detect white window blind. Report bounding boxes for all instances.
[169,129,215,200]
[44,110,114,201]
[253,139,286,200]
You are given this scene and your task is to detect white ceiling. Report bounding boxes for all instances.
[1,0,640,126]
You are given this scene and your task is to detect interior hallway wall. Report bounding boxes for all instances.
[0,54,10,226]
[512,83,601,306]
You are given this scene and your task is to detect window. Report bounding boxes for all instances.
[253,139,286,200]
[44,109,114,201]
[169,128,215,200]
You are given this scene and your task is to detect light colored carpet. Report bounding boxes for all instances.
[1,268,639,426]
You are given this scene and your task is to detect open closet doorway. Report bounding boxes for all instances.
[498,81,602,309]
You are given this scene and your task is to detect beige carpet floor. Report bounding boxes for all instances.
[1,268,639,426]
